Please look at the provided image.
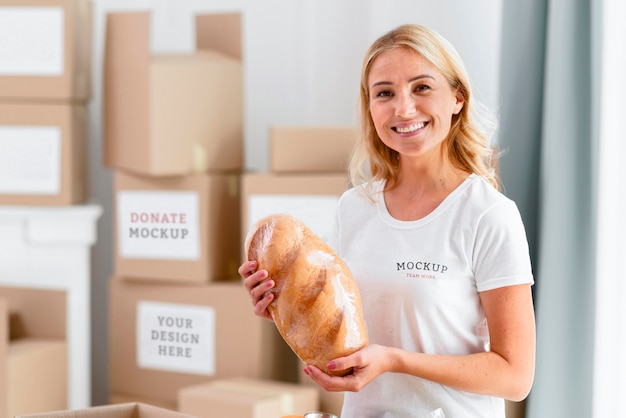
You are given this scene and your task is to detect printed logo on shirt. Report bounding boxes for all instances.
[396,260,448,280]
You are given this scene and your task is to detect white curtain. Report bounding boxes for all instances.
[514,0,626,416]
[592,1,626,416]
[525,0,596,415]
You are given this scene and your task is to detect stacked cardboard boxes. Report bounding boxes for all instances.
[108,279,300,410]
[0,1,92,414]
[242,125,358,417]
[242,126,356,243]
[104,11,244,284]
[103,12,243,177]
[104,11,310,415]
[0,0,92,206]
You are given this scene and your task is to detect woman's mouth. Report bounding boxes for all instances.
[393,122,426,134]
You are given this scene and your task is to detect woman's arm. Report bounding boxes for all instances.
[304,283,535,402]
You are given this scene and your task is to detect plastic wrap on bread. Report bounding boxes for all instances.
[245,213,368,376]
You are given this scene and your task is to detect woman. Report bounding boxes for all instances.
[240,24,535,417]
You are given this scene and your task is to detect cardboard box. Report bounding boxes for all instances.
[0,287,68,418]
[8,339,67,418]
[0,0,92,101]
[104,12,243,176]
[178,377,319,418]
[241,173,349,248]
[14,402,196,418]
[109,393,175,412]
[270,126,357,173]
[109,279,298,404]
[180,386,283,418]
[0,102,87,205]
[114,171,240,283]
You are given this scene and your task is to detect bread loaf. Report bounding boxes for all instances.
[244,213,368,376]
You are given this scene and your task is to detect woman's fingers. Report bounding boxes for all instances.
[238,260,258,279]
[239,260,275,320]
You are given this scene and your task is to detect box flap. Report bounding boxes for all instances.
[109,392,175,411]
[14,402,135,418]
[104,11,150,76]
[14,402,197,418]
[0,287,66,340]
[104,11,151,170]
[136,403,197,418]
[195,13,242,60]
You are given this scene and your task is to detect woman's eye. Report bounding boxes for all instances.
[414,84,430,93]
[375,90,392,98]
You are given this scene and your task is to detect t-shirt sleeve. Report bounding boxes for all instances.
[473,198,534,292]
[324,194,344,256]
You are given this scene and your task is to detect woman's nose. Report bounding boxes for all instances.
[395,91,417,117]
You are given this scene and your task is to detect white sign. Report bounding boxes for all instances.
[137,301,216,376]
[0,7,64,76]
[248,194,339,242]
[117,190,201,260]
[0,126,61,195]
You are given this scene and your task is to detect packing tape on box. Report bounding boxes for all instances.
[227,174,239,198]
[210,380,295,413]
[192,142,208,173]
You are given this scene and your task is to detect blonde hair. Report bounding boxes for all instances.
[349,24,500,191]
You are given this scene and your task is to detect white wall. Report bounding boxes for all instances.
[88,0,502,404]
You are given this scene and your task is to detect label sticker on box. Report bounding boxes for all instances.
[0,126,61,195]
[0,7,64,76]
[137,300,216,376]
[117,190,201,260]
[248,194,339,241]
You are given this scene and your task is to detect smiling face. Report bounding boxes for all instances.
[367,46,464,162]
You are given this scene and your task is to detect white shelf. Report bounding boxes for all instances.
[0,204,102,409]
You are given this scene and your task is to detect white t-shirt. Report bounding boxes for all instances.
[326,174,534,418]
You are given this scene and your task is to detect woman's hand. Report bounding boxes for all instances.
[302,345,392,392]
[238,260,275,321]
